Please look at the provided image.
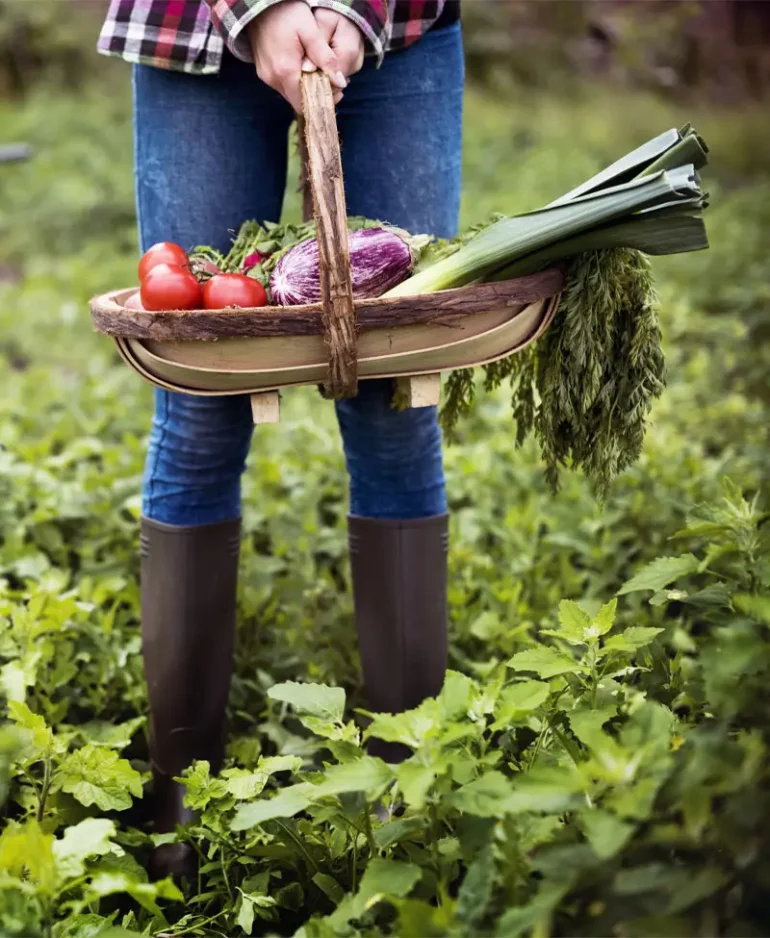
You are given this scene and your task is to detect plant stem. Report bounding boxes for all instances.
[37,757,52,822]
[528,717,550,769]
[428,799,444,906]
[220,846,233,902]
[362,808,377,856]
[275,819,319,875]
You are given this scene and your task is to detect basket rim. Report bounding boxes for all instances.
[89,267,565,343]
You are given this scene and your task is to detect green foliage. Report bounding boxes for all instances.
[441,246,666,498]
[1,56,770,938]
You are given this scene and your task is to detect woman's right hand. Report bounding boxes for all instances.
[246,1,347,113]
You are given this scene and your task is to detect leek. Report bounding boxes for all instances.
[384,165,704,297]
[402,123,712,495]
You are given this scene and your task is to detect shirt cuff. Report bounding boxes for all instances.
[307,0,389,65]
[204,0,289,64]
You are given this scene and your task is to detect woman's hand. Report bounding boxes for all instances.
[312,7,365,80]
[246,0,347,112]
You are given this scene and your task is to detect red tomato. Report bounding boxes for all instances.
[140,264,202,311]
[138,242,188,281]
[202,273,268,310]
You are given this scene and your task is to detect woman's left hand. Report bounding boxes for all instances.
[312,8,365,84]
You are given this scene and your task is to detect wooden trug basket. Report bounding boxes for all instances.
[90,73,564,425]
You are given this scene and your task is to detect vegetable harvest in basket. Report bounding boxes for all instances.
[182,124,708,495]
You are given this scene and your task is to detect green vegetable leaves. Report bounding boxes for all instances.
[619,554,700,594]
[52,746,143,812]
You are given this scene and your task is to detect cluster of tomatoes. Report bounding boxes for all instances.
[137,242,268,311]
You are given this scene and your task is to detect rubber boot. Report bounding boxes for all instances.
[348,515,449,764]
[140,516,240,881]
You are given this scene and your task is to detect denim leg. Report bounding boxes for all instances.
[333,23,465,519]
[133,57,294,525]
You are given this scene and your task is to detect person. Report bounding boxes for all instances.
[97,0,463,880]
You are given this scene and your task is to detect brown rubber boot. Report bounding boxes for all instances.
[348,514,449,764]
[140,516,240,881]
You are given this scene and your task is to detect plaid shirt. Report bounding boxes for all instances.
[97,0,453,74]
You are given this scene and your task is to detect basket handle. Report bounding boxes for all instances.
[299,71,357,399]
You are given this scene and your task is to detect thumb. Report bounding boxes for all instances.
[298,21,347,89]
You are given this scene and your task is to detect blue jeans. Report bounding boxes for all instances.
[133,23,463,525]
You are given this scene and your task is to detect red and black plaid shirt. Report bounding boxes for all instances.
[98,0,458,74]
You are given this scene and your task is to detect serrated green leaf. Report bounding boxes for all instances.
[179,760,227,811]
[56,914,143,938]
[8,700,57,755]
[59,920,143,938]
[52,745,143,811]
[496,881,570,937]
[372,815,426,850]
[312,756,394,801]
[602,626,664,655]
[73,717,144,749]
[618,555,699,595]
[329,859,421,931]
[313,872,345,904]
[259,755,303,776]
[456,844,495,929]
[582,809,634,859]
[237,892,255,934]
[358,859,422,910]
[594,598,618,636]
[507,646,583,678]
[0,819,56,894]
[567,707,617,746]
[267,681,345,723]
[469,611,502,641]
[230,784,313,830]
[53,818,118,878]
[450,771,513,817]
[734,593,770,625]
[504,765,584,814]
[0,660,28,705]
[366,698,441,750]
[88,872,182,922]
[557,600,592,641]
[394,762,437,810]
[493,680,550,728]
[439,669,475,719]
[222,767,269,801]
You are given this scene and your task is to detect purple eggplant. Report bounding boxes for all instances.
[270,226,414,305]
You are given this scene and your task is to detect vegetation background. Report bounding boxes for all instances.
[0,1,769,936]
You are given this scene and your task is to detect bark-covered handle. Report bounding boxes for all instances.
[300,72,357,399]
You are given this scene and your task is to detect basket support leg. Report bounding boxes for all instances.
[397,373,441,409]
[251,391,280,425]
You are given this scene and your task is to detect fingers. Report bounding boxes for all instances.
[270,50,305,113]
[246,1,353,113]
[248,1,337,113]
[298,18,347,90]
[314,9,365,78]
[301,57,343,104]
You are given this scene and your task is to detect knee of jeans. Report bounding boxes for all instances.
[146,391,253,493]
[336,381,445,516]
[337,381,440,455]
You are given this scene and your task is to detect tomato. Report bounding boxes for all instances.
[140,264,202,311]
[202,273,268,310]
[138,242,188,281]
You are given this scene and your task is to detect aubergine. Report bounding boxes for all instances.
[269,226,414,305]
